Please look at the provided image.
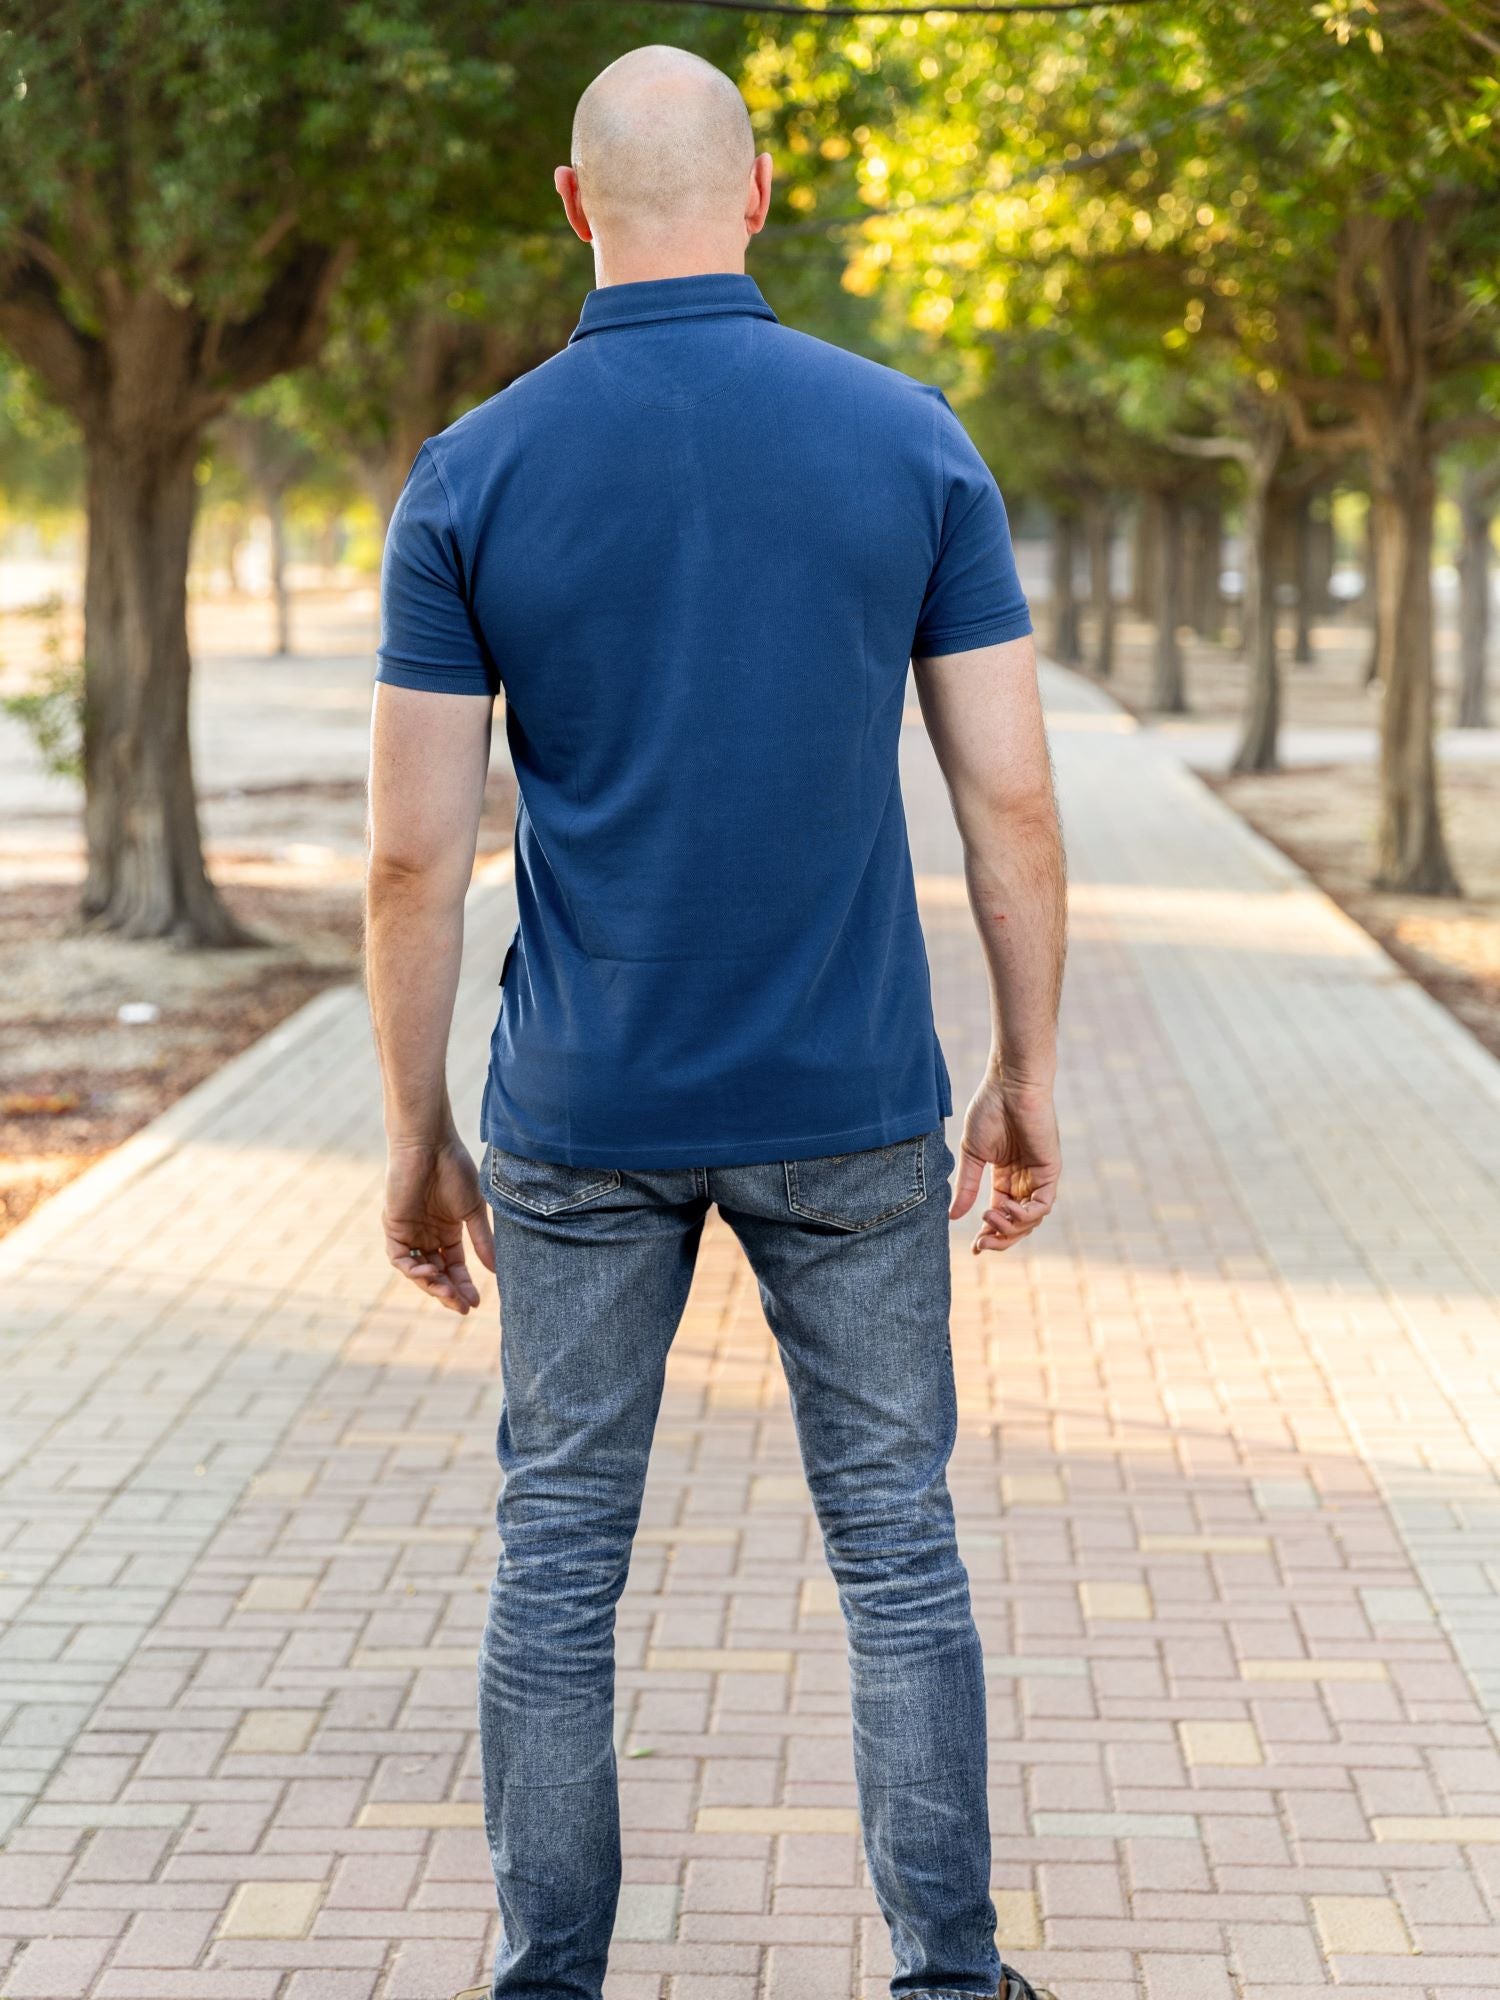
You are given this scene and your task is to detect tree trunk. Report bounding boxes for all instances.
[1150,491,1187,714]
[81,427,251,944]
[267,490,292,657]
[1049,509,1082,667]
[1457,469,1493,730]
[1307,492,1336,617]
[1185,498,1223,639]
[1363,498,1382,686]
[1232,445,1285,774]
[319,512,344,580]
[224,513,247,596]
[1132,496,1157,618]
[1087,497,1115,678]
[1291,489,1316,666]
[1371,449,1459,895]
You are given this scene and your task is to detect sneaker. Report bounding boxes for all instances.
[1000,1968,1057,2000]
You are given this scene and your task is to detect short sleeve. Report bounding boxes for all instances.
[376,444,497,696]
[912,396,1033,660]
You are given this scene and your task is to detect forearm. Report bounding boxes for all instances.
[365,864,468,1146]
[962,799,1067,1088]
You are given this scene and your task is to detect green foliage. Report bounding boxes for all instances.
[0,596,83,780]
[0,3,747,409]
[0,359,79,512]
[744,1,1500,485]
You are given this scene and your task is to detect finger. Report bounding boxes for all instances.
[972,1225,1017,1255]
[988,1177,1056,1223]
[976,1204,1037,1250]
[443,1246,482,1310]
[391,1241,471,1312]
[409,1262,472,1314]
[467,1201,496,1276]
[417,1279,469,1315]
[950,1148,986,1220]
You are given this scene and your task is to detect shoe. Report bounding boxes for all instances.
[1000,1968,1056,2000]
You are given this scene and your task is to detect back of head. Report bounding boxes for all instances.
[572,45,755,239]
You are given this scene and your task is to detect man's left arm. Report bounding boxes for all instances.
[366,682,496,1314]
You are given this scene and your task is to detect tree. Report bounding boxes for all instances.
[219,390,323,657]
[293,241,578,529]
[0,3,739,942]
[1455,459,1499,728]
[746,0,1500,891]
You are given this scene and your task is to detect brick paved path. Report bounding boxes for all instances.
[3,667,1500,2000]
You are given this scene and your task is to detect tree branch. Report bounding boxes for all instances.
[1283,371,1387,422]
[1165,431,1254,465]
[1283,395,1369,457]
[1431,412,1500,447]
[199,239,355,413]
[1405,0,1500,62]
[0,251,100,414]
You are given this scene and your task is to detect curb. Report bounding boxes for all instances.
[0,849,517,1279]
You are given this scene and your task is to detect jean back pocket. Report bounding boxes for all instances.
[485,1144,623,1217]
[784,1136,928,1232]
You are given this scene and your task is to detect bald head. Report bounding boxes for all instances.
[571,46,757,236]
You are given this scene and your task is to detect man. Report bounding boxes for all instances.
[365,45,1065,2000]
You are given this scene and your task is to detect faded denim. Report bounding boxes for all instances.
[478,1127,999,2000]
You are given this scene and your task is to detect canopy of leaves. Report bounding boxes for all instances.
[0,2,745,403]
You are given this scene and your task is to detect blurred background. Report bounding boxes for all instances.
[0,0,1496,1233]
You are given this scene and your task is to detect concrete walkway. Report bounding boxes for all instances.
[3,667,1500,2000]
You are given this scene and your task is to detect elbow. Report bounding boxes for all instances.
[975,786,1060,843]
[365,841,466,909]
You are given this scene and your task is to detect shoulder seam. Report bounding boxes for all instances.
[420,439,471,594]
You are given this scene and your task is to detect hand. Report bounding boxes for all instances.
[949,1075,1061,1255]
[383,1134,496,1314]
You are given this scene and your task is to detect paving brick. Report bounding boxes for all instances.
[237,1578,315,1614]
[218,1882,325,1940]
[1178,1721,1264,1768]
[992,1888,1043,1948]
[2,1936,114,1997]
[1372,1817,1500,1843]
[614,1884,680,1942]
[282,1977,380,2000]
[1078,1583,1153,1622]
[7,662,1500,2000]
[1312,1894,1416,1955]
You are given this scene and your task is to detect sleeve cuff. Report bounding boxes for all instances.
[375,656,497,697]
[912,607,1034,658]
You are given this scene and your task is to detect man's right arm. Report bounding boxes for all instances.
[913,631,1066,1252]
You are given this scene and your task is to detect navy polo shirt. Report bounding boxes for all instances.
[377,272,1031,1168]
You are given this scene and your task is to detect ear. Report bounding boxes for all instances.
[554,165,593,245]
[745,153,774,238]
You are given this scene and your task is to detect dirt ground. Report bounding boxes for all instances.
[1090,600,1500,1064]
[1093,596,1481,730]
[0,774,516,1238]
[0,589,515,1237]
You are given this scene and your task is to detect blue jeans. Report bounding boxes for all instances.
[478,1127,999,2000]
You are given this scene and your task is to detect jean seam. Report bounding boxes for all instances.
[488,1154,624,1215]
[784,1138,928,1231]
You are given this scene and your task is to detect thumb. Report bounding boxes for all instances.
[950,1147,986,1221]
[467,1199,496,1276]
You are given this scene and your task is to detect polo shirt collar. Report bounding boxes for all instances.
[568,272,777,344]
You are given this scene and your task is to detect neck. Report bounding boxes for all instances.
[592,237,748,289]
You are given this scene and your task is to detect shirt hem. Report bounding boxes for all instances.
[480,1103,947,1172]
[914,609,1035,657]
[375,658,496,697]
